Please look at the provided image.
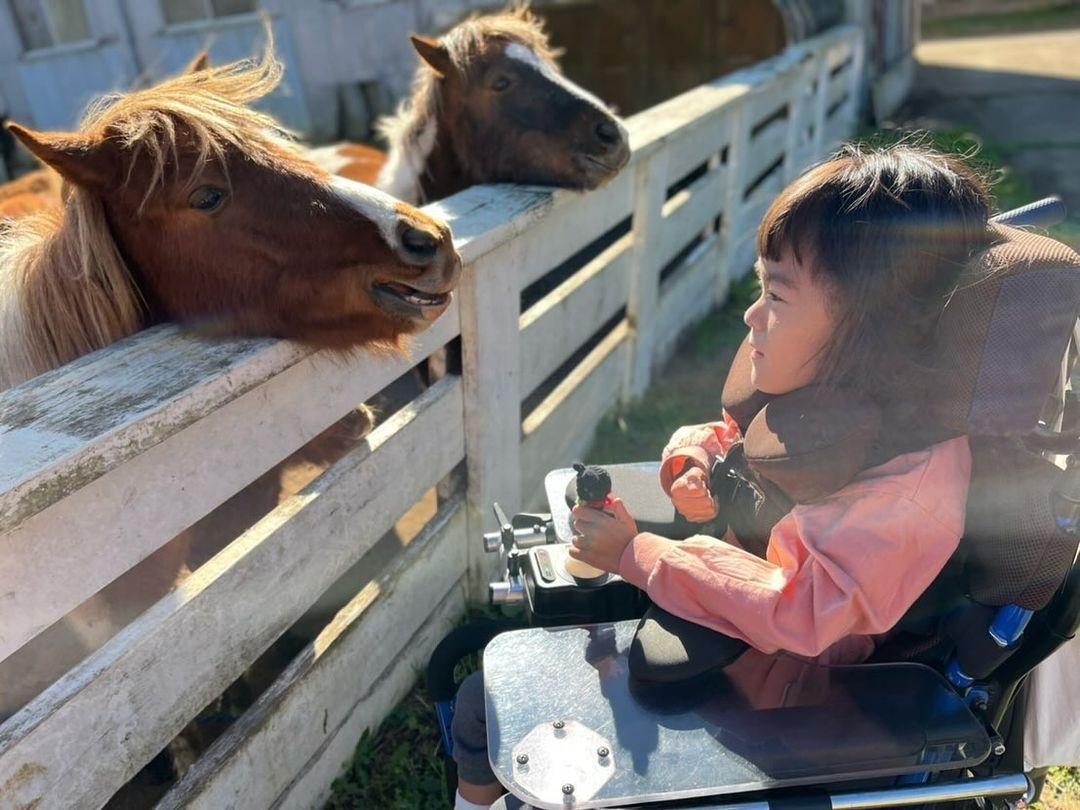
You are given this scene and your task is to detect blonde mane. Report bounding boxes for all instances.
[376,4,560,203]
[0,42,306,391]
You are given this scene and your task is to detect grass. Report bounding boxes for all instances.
[325,131,1079,808]
[1041,767,1080,809]
[922,1,1080,40]
[325,687,448,810]
[325,604,521,810]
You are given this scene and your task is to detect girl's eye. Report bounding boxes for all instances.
[490,75,511,92]
[766,291,783,302]
[188,186,228,212]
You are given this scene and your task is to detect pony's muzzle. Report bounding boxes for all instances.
[376,220,461,327]
[393,220,460,286]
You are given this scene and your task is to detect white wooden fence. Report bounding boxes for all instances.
[0,24,863,810]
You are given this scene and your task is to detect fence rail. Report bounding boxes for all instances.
[0,23,863,809]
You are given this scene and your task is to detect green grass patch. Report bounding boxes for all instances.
[325,687,448,810]
[325,604,521,809]
[923,2,1080,40]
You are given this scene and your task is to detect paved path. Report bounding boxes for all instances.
[905,28,1080,222]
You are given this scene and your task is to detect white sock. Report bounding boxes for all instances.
[454,790,491,810]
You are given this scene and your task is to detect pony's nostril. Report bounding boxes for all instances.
[400,226,439,261]
[595,119,621,146]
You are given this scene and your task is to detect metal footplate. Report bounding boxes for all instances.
[484,622,994,809]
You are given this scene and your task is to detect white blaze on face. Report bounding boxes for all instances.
[328,175,404,251]
[504,43,629,141]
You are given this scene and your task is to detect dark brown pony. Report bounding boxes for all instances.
[0,45,460,741]
[275,7,633,592]
[266,6,634,613]
[315,5,630,203]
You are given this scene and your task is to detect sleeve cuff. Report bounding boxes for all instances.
[658,448,712,494]
[619,532,678,590]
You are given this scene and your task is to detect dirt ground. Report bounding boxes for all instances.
[903,28,1080,229]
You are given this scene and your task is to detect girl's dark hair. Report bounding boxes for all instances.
[756,142,993,430]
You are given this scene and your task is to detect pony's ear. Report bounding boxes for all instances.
[6,123,116,189]
[508,2,537,23]
[410,35,454,78]
[184,50,211,73]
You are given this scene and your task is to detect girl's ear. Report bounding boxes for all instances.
[6,123,117,190]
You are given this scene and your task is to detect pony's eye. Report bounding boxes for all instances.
[490,75,511,92]
[188,186,228,212]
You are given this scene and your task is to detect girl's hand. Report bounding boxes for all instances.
[570,498,638,574]
[670,466,718,522]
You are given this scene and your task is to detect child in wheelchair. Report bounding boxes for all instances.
[450,143,1078,809]
[568,143,988,665]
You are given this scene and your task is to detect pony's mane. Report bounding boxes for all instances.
[0,45,304,391]
[377,4,560,202]
[0,190,140,390]
[82,43,314,210]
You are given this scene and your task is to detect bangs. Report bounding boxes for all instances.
[756,160,845,269]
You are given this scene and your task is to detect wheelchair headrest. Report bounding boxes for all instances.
[931,224,1080,436]
[740,386,881,503]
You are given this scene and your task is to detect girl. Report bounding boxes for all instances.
[452,143,993,809]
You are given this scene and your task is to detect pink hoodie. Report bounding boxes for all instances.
[618,412,972,664]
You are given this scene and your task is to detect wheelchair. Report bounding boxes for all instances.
[427,197,1080,809]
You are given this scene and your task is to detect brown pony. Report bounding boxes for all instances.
[316,5,630,203]
[0,45,460,741]
[0,55,458,392]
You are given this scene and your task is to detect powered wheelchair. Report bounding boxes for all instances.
[427,197,1080,809]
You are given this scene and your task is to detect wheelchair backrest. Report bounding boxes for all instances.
[891,225,1080,693]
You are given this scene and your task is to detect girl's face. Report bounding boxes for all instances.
[743,250,835,395]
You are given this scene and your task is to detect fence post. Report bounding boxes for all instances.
[846,27,867,130]
[718,100,751,286]
[460,241,522,599]
[811,47,830,160]
[783,57,814,184]
[622,151,668,401]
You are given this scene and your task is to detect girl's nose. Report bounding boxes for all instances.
[744,294,765,330]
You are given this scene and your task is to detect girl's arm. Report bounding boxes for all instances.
[659,410,742,495]
[623,439,971,658]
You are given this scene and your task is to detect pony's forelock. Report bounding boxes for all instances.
[81,37,315,211]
